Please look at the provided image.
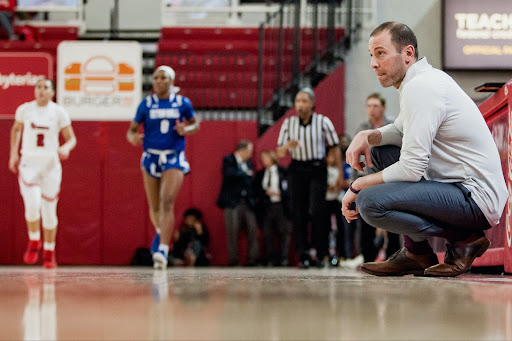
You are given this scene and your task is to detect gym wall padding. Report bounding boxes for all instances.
[472,79,512,272]
[0,120,257,265]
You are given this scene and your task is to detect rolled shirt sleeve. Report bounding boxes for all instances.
[377,122,402,147]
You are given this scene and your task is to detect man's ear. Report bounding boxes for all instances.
[403,45,415,65]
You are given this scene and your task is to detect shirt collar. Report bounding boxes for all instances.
[299,112,316,126]
[234,152,244,164]
[398,57,430,94]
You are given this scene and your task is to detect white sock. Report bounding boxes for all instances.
[28,231,41,241]
[43,242,55,251]
[156,228,161,234]
[158,244,169,256]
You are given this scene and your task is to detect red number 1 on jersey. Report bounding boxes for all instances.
[37,134,45,147]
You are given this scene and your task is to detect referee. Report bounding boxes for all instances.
[277,87,343,268]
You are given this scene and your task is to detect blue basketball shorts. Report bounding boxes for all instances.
[141,149,190,178]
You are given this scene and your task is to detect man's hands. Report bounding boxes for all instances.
[346,130,373,172]
[341,185,359,223]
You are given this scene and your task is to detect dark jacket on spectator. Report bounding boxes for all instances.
[217,154,255,209]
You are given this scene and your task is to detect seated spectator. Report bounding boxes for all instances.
[169,208,210,266]
[0,0,17,40]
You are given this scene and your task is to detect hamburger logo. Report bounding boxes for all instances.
[64,55,135,94]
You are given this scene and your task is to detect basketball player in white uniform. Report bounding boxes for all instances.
[8,78,77,269]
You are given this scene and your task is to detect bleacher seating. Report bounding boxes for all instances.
[31,26,79,41]
[0,25,79,83]
[156,27,344,109]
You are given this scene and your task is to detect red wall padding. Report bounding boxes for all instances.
[0,120,257,265]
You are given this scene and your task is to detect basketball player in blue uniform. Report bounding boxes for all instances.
[127,66,199,269]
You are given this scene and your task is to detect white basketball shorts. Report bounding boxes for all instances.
[18,154,62,201]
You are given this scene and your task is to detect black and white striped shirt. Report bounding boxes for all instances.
[277,113,339,161]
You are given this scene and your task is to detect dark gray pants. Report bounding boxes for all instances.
[356,146,490,242]
[262,203,290,265]
[224,201,259,266]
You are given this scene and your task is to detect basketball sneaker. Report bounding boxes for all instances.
[23,240,42,264]
[150,232,160,255]
[153,250,168,270]
[43,250,57,269]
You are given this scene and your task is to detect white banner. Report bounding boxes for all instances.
[57,41,142,121]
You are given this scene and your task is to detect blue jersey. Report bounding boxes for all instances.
[134,93,195,151]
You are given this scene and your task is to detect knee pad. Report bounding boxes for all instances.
[41,199,58,230]
[20,185,41,222]
[25,204,41,222]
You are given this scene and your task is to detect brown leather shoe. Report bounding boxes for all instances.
[360,248,439,276]
[424,236,490,277]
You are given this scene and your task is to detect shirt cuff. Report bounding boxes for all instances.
[377,124,403,146]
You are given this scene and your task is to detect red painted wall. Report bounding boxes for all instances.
[0,120,257,265]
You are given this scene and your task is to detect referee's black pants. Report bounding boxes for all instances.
[287,160,329,262]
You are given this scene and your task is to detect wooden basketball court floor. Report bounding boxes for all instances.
[0,266,511,340]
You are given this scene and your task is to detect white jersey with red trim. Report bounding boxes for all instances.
[15,101,71,157]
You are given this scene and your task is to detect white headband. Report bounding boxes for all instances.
[154,65,175,81]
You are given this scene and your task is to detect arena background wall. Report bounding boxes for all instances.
[0,121,258,265]
[0,61,346,266]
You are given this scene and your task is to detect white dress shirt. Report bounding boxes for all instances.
[234,152,251,175]
[262,165,281,203]
[377,57,508,226]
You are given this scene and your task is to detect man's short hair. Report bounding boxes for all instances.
[370,21,418,60]
[235,139,252,151]
[366,93,386,107]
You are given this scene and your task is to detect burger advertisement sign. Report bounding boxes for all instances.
[57,41,142,120]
